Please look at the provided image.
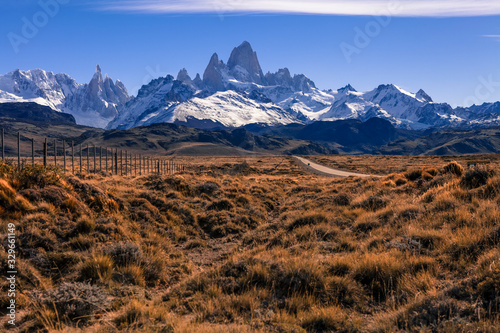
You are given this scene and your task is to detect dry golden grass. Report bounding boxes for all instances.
[1,156,500,331]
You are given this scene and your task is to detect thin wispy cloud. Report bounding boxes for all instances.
[483,35,500,42]
[98,0,500,17]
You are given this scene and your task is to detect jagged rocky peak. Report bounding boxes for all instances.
[193,73,203,87]
[338,84,357,93]
[292,74,316,92]
[416,89,433,103]
[265,68,293,87]
[227,41,265,85]
[376,83,397,91]
[177,68,192,84]
[203,53,226,91]
[88,64,104,96]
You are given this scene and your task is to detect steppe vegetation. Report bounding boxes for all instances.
[1,155,500,332]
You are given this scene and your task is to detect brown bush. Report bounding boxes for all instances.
[442,161,464,177]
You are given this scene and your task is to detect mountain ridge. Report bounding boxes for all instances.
[0,65,130,128]
[1,41,500,132]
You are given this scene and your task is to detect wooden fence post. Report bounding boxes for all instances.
[17,132,21,170]
[1,128,4,161]
[99,146,102,171]
[114,149,118,175]
[79,144,82,173]
[106,148,108,173]
[125,151,128,176]
[93,145,96,172]
[31,138,35,166]
[72,141,75,174]
[44,138,47,167]
[87,144,90,173]
[63,140,66,173]
[54,139,57,167]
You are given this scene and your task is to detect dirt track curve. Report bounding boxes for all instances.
[293,156,377,178]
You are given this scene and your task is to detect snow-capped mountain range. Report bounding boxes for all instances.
[1,41,500,131]
[0,65,129,128]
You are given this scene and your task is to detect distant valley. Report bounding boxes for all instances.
[2,102,500,156]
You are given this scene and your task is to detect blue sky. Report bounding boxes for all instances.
[1,0,499,107]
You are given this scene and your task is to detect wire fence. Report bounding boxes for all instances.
[0,129,185,176]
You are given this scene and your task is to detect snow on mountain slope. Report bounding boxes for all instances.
[0,66,129,128]
[0,69,76,110]
[108,74,299,130]
[107,75,195,129]
[3,41,500,131]
[110,41,474,130]
[168,90,298,128]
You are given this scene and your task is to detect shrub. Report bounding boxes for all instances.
[198,212,241,238]
[141,255,167,286]
[353,218,380,233]
[352,253,405,302]
[206,199,234,211]
[274,260,326,298]
[395,177,407,186]
[332,194,350,206]
[301,306,359,333]
[79,254,113,283]
[18,228,57,253]
[460,168,494,189]
[146,176,193,195]
[442,161,464,177]
[69,234,94,251]
[405,169,422,181]
[104,242,143,266]
[356,195,387,211]
[326,276,366,308]
[73,216,96,234]
[114,300,145,328]
[16,165,62,190]
[397,207,422,221]
[196,182,219,195]
[40,282,110,321]
[44,251,81,275]
[395,296,469,331]
[326,257,352,277]
[476,252,500,304]
[113,265,145,287]
[68,177,118,212]
[424,167,439,176]
[289,214,328,230]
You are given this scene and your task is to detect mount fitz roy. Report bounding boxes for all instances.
[1,41,500,131]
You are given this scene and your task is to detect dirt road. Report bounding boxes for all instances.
[293,156,376,178]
